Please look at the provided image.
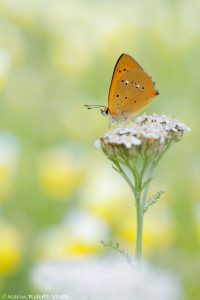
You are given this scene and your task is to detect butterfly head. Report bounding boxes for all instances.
[101,107,109,117]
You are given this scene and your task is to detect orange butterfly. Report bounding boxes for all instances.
[85,53,159,124]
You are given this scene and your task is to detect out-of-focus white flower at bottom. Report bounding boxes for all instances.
[30,257,182,300]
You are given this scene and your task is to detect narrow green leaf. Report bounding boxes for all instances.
[144,190,164,213]
[101,240,134,266]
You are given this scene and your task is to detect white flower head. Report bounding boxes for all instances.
[99,114,190,162]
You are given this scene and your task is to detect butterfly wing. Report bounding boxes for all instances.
[108,54,143,111]
[108,54,158,116]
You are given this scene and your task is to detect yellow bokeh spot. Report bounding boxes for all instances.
[0,164,13,200]
[0,223,23,275]
[38,150,85,199]
[35,228,100,261]
[65,242,100,258]
[86,196,134,228]
[143,219,174,253]
[117,214,174,254]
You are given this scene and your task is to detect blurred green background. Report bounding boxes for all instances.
[0,0,199,298]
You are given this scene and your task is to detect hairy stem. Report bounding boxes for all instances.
[135,191,143,265]
[141,162,155,208]
[134,157,152,266]
[111,157,154,267]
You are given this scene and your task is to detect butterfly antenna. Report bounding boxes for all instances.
[84,104,106,110]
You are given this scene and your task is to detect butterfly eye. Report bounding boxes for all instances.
[101,108,109,116]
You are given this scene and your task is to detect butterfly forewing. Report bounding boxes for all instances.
[108,54,144,112]
[108,54,158,116]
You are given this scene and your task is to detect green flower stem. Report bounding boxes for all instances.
[141,162,155,207]
[135,190,143,265]
[112,157,153,267]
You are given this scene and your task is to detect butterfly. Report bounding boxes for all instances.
[85,53,159,124]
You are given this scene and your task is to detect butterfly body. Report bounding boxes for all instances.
[85,53,159,124]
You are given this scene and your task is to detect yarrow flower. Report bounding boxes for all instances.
[96,114,190,265]
[98,113,190,158]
